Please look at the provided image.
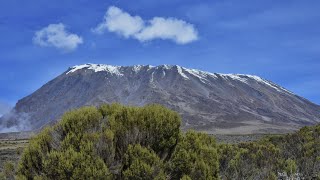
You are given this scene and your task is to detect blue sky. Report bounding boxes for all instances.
[0,0,320,113]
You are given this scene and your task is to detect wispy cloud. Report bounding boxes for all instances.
[0,110,32,133]
[33,23,83,51]
[0,102,11,118]
[92,6,198,44]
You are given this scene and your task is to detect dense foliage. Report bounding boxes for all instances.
[15,104,320,179]
[17,104,219,180]
[218,125,320,179]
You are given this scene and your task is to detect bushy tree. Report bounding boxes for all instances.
[0,161,15,180]
[122,144,166,179]
[218,124,320,179]
[168,131,219,180]
[18,104,217,180]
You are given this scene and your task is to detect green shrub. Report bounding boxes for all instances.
[123,144,165,179]
[3,161,15,180]
[169,131,219,180]
[16,103,320,179]
[17,104,193,179]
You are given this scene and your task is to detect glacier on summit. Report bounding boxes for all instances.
[66,63,294,95]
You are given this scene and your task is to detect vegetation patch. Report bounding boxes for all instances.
[2,104,319,179]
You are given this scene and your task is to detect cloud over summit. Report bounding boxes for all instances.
[33,23,83,51]
[93,6,144,37]
[93,6,198,44]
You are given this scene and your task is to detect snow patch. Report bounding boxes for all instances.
[150,72,155,82]
[221,74,248,84]
[162,70,166,78]
[146,65,155,71]
[149,71,157,88]
[67,64,123,76]
[245,75,294,94]
[176,66,189,80]
[221,74,294,95]
[132,65,143,73]
[162,64,173,69]
[184,68,217,83]
[66,64,91,74]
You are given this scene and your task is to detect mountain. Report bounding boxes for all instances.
[1,64,320,134]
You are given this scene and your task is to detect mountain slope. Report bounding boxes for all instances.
[1,64,320,134]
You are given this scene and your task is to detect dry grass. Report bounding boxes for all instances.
[0,139,29,172]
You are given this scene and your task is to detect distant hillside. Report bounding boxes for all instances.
[1,64,320,133]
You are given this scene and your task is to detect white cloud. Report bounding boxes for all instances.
[92,6,198,44]
[33,23,83,51]
[135,17,198,44]
[92,6,144,37]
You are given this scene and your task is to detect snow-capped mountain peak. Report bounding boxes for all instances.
[66,64,294,95]
[3,63,319,133]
